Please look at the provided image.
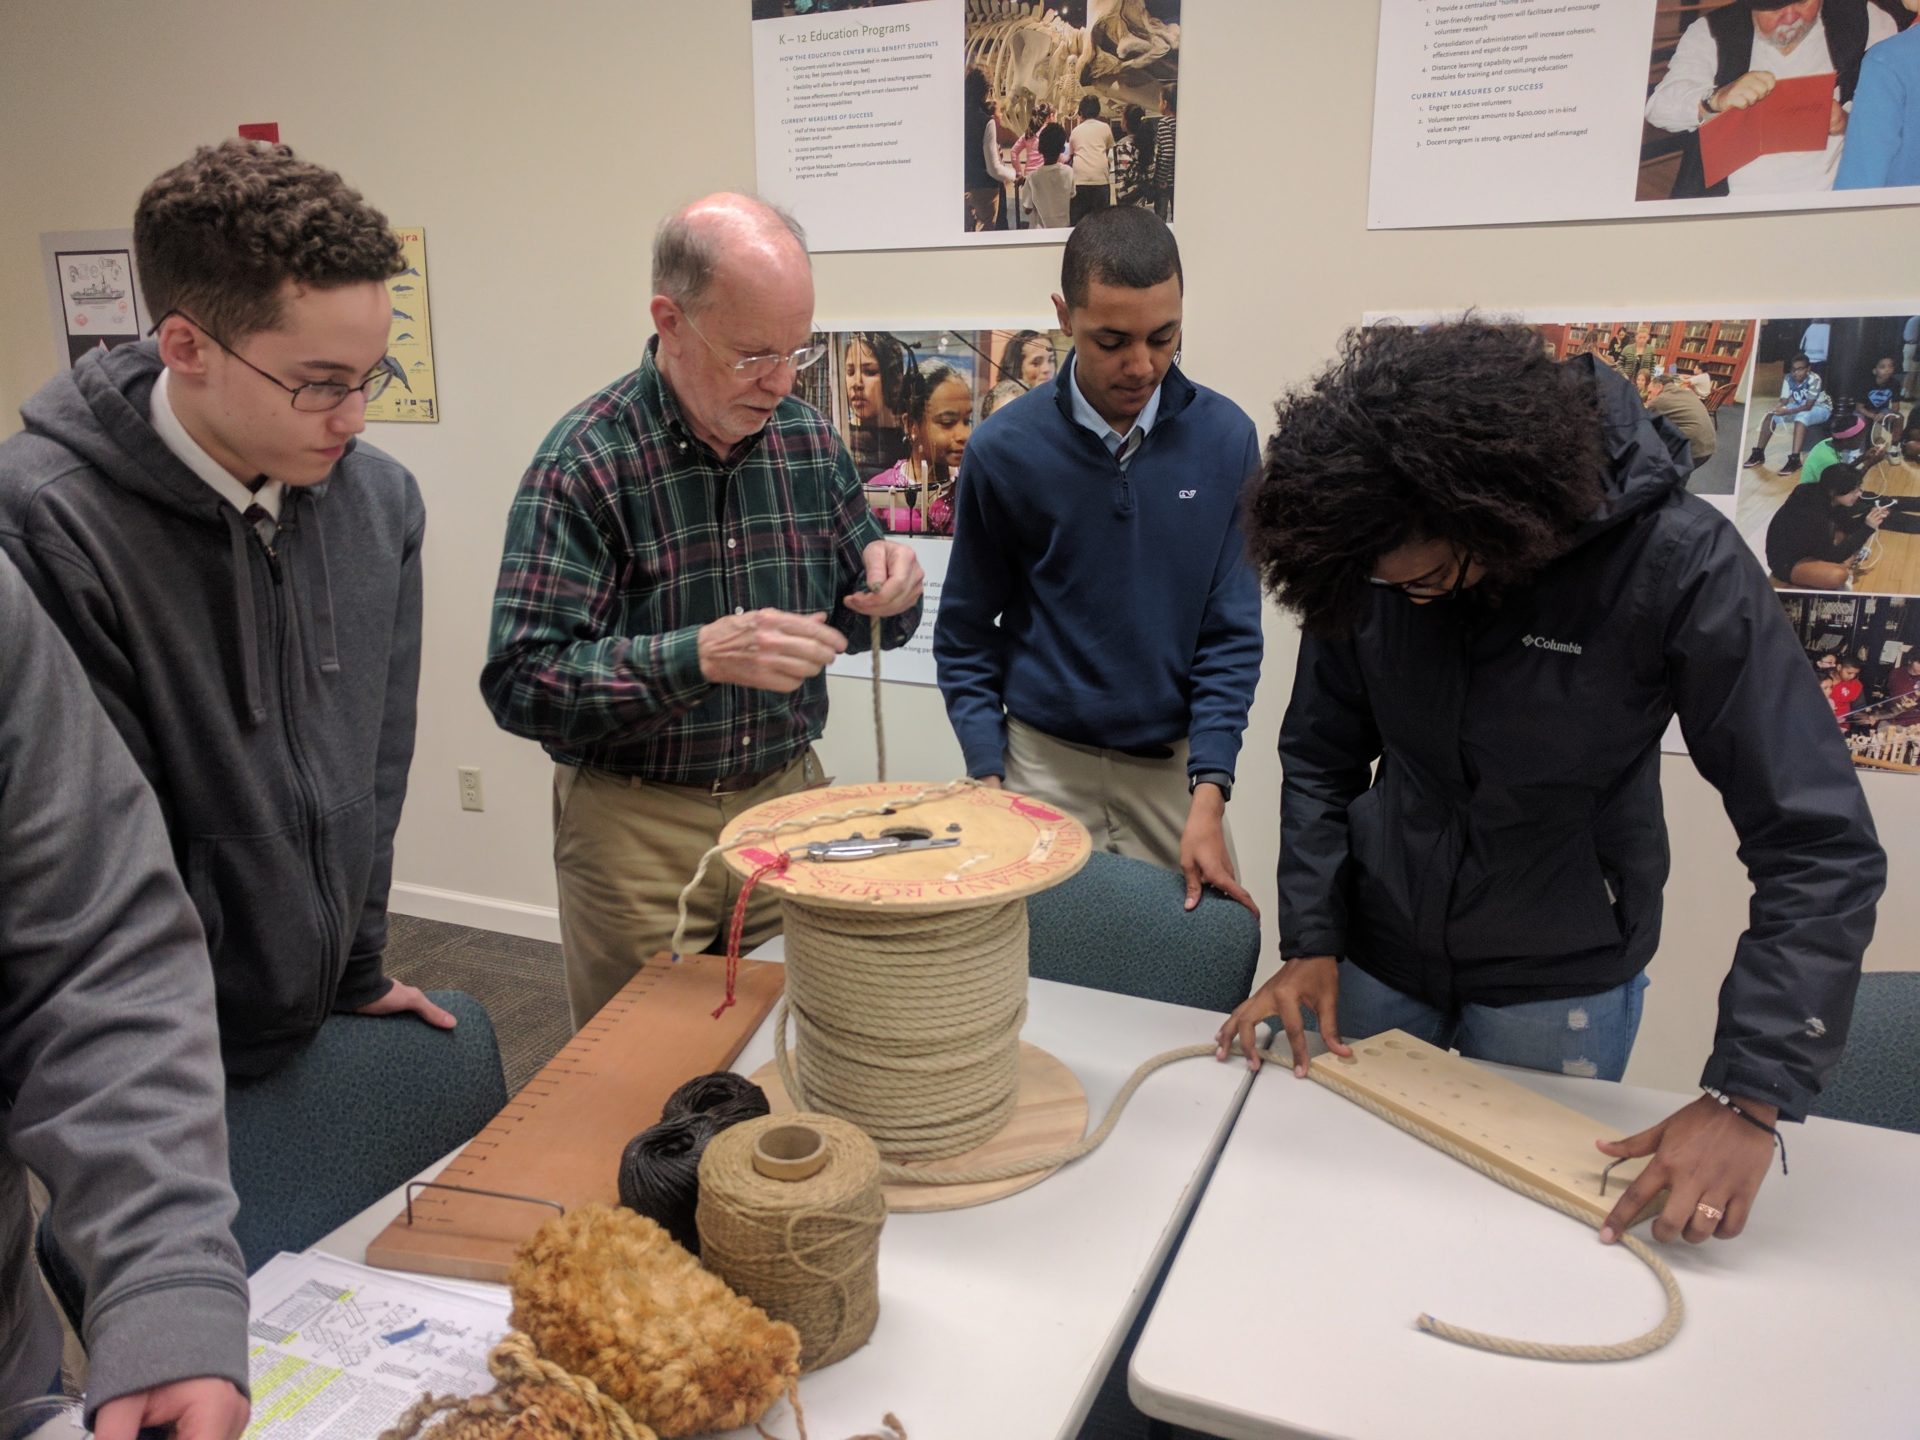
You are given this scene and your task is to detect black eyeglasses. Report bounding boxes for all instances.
[1369,549,1474,601]
[152,310,394,412]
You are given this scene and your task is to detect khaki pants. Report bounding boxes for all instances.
[553,749,823,1028]
[1002,716,1235,875]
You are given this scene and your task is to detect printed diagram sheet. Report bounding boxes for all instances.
[242,1251,509,1438]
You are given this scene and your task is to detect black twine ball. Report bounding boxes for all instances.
[617,1072,771,1254]
[663,1071,771,1128]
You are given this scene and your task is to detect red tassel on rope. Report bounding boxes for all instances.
[716,852,790,1019]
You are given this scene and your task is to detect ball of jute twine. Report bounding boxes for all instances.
[698,1112,889,1372]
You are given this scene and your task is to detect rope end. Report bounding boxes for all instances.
[1416,1314,1437,1333]
[711,995,737,1021]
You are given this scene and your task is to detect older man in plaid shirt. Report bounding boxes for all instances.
[483,194,923,1026]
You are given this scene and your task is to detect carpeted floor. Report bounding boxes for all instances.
[382,913,574,1094]
[379,911,1215,1440]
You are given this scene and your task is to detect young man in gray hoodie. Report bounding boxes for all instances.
[0,139,450,1082]
[0,552,250,1437]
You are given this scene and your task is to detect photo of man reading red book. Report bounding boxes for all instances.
[1639,0,1910,202]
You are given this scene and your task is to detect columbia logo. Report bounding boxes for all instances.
[1178,489,1198,499]
[1522,634,1583,655]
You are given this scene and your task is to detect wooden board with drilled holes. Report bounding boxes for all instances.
[749,1040,1089,1211]
[718,781,1091,912]
[1308,1030,1651,1223]
[364,952,784,1283]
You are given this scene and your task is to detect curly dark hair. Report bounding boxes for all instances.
[134,140,403,342]
[1247,319,1607,636]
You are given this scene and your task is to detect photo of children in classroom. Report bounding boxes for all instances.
[1734,313,1920,594]
[1531,318,1756,497]
[1638,0,1920,204]
[1779,589,1920,774]
[795,326,1068,537]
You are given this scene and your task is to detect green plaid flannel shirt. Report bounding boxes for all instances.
[482,342,919,782]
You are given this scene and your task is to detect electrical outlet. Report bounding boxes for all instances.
[458,767,484,812]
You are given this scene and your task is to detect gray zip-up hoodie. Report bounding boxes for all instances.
[0,551,249,1419]
[0,342,424,1077]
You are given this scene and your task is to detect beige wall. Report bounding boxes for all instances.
[0,1,1909,1093]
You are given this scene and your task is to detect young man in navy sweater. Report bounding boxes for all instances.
[934,206,1263,913]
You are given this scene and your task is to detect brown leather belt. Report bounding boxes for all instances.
[702,770,780,796]
[698,753,805,796]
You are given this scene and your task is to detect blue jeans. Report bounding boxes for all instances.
[1305,964,1650,1081]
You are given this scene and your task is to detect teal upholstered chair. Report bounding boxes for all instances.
[222,989,508,1269]
[39,989,507,1325]
[1810,972,1920,1135]
[1025,849,1260,1013]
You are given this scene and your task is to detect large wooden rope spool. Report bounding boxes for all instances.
[720,781,1092,1211]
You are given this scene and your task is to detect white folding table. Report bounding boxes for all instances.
[1129,1058,1920,1439]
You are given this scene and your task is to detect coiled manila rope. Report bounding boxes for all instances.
[1308,1060,1684,1361]
[377,1329,650,1440]
[776,900,1029,1161]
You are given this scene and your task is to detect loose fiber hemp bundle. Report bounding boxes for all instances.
[509,1204,802,1437]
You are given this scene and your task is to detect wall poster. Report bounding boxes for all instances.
[804,322,1069,686]
[1368,0,1920,229]
[365,226,439,424]
[752,0,1182,251]
[40,229,151,369]
[1367,303,1920,775]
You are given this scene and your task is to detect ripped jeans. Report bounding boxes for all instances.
[1316,964,1651,1081]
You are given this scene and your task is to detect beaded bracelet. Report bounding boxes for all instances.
[1704,1087,1789,1176]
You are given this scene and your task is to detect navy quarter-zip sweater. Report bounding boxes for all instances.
[935,357,1263,779]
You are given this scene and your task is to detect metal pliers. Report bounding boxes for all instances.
[793,829,961,863]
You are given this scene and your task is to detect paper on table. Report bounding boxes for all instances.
[241,1250,510,1439]
[1699,72,1836,189]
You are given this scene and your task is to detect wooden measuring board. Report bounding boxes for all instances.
[1309,1030,1652,1224]
[365,952,784,1283]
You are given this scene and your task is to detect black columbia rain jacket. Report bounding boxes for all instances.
[1277,359,1884,1118]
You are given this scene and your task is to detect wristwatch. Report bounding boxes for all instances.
[1189,771,1234,802]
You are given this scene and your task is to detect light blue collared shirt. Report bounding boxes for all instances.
[1067,354,1162,469]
